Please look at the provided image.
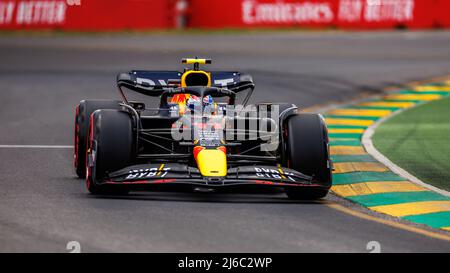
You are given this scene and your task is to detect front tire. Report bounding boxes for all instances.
[86,109,134,195]
[74,100,121,178]
[283,113,332,200]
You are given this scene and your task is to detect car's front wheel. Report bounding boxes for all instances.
[283,113,332,200]
[74,100,121,178]
[86,109,135,195]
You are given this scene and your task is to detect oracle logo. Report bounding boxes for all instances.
[242,0,334,24]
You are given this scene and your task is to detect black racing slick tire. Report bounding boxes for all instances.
[86,109,134,195]
[284,113,332,200]
[74,100,121,178]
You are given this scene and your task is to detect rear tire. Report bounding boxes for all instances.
[283,113,332,200]
[86,109,134,195]
[74,100,121,178]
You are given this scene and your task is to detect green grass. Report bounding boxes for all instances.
[373,96,450,191]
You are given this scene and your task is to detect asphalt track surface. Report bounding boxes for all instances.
[1,31,450,252]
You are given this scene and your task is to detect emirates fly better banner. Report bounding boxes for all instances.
[188,0,450,29]
[242,0,415,25]
[0,0,67,26]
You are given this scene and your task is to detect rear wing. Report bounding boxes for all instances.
[117,70,254,97]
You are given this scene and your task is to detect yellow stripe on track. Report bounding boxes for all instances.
[414,86,450,92]
[333,162,389,174]
[330,146,366,155]
[357,101,415,108]
[384,94,442,101]
[328,109,391,117]
[442,227,450,231]
[331,181,427,197]
[328,128,365,134]
[325,118,374,127]
[370,201,450,217]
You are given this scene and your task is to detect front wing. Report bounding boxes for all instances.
[102,164,327,189]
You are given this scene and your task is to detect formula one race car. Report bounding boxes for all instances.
[73,58,332,199]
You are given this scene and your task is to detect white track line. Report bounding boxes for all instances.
[0,145,73,149]
[362,106,450,198]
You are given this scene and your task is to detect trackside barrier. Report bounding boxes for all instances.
[0,0,449,31]
[435,0,450,28]
[0,0,177,31]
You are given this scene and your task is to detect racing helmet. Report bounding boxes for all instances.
[187,95,215,113]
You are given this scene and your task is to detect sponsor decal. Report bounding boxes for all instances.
[66,0,80,6]
[214,78,235,87]
[242,0,334,24]
[254,167,296,181]
[125,165,171,180]
[136,77,170,88]
[241,0,415,25]
[171,104,279,152]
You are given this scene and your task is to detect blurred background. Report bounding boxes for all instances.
[1,0,450,144]
[1,0,449,31]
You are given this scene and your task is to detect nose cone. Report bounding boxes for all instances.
[194,146,227,177]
